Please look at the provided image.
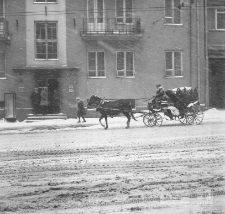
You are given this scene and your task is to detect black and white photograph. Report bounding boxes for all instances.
[0,0,225,213]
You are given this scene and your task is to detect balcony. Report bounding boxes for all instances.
[80,18,144,41]
[0,18,11,42]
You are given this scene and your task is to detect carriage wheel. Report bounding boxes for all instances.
[186,109,204,125]
[178,115,188,124]
[143,113,154,127]
[154,113,163,127]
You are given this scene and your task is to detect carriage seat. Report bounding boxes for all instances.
[148,100,168,110]
[160,101,168,108]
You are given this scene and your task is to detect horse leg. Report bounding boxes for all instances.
[105,115,108,130]
[124,112,131,129]
[99,114,105,128]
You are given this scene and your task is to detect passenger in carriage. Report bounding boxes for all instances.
[152,84,167,109]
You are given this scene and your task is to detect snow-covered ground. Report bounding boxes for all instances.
[0,108,225,214]
[0,108,224,133]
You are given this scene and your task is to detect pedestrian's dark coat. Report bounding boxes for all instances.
[30,91,41,106]
[40,88,48,106]
[77,100,86,117]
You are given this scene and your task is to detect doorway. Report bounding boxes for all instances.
[37,78,60,114]
[48,79,60,114]
[209,59,225,108]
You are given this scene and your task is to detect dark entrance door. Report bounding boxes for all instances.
[209,59,225,108]
[48,79,60,114]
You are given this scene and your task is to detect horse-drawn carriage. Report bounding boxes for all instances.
[87,86,204,129]
[143,87,204,127]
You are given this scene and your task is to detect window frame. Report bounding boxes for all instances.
[0,0,5,18]
[34,0,57,3]
[87,51,106,78]
[0,51,6,79]
[164,0,182,25]
[35,21,58,60]
[216,8,225,30]
[115,0,133,24]
[165,50,183,78]
[116,51,135,78]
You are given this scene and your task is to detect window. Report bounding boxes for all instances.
[35,22,57,59]
[0,101,4,109]
[165,0,181,24]
[116,0,133,23]
[0,51,5,78]
[0,0,4,31]
[87,0,105,32]
[165,51,182,77]
[88,51,105,77]
[34,0,57,2]
[0,0,4,17]
[117,51,134,77]
[216,9,225,30]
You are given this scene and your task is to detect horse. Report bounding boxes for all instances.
[87,95,137,129]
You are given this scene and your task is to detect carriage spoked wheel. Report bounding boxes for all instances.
[154,113,163,127]
[178,115,188,124]
[143,113,163,127]
[143,113,154,127]
[186,108,204,125]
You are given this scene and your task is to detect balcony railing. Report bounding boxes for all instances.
[0,18,11,41]
[80,18,144,40]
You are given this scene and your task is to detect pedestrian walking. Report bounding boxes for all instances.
[30,88,41,114]
[76,97,86,123]
[53,89,60,113]
[40,87,48,115]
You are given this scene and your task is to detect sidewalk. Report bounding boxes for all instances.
[0,108,224,134]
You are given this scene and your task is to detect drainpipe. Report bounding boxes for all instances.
[204,0,209,108]
[196,0,201,102]
[189,0,192,87]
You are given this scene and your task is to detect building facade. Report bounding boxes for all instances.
[207,0,225,108]
[0,0,208,121]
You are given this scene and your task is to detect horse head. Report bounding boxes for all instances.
[87,95,102,108]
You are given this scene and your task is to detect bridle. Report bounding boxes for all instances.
[88,96,103,108]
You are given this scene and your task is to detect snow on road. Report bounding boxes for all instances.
[0,108,225,214]
[0,108,224,133]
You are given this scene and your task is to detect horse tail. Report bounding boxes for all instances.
[130,111,137,121]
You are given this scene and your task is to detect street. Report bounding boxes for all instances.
[0,118,225,214]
